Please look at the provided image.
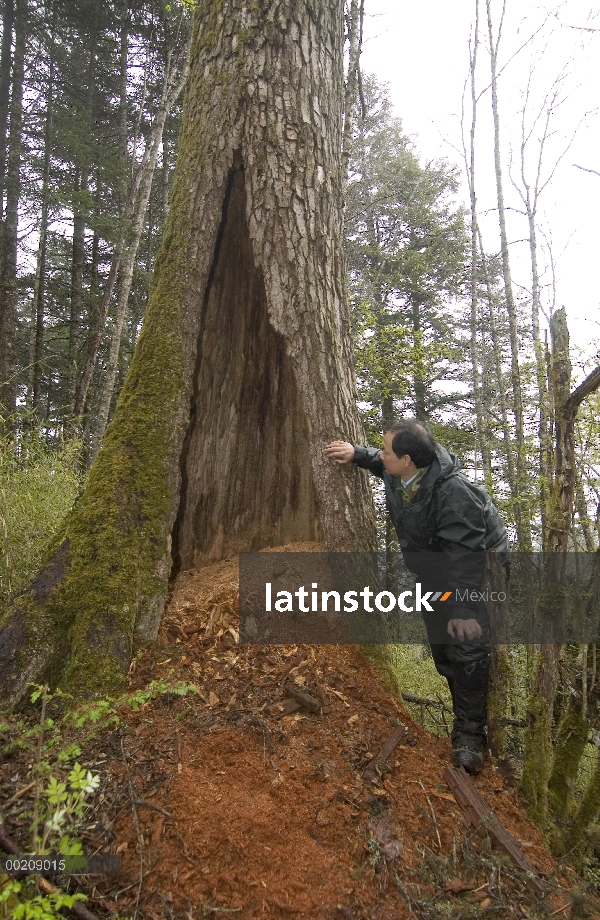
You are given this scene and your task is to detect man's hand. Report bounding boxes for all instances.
[447,618,482,642]
[325,441,355,464]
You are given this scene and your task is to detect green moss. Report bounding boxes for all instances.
[565,753,600,872]
[521,652,554,828]
[360,644,403,700]
[548,698,589,828]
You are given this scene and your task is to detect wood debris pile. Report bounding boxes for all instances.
[1,547,592,919]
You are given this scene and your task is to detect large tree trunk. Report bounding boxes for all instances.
[0,0,377,703]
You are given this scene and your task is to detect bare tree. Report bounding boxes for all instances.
[485,0,531,549]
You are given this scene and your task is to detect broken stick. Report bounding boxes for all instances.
[363,725,407,782]
[286,685,322,714]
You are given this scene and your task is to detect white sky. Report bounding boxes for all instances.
[360,0,600,371]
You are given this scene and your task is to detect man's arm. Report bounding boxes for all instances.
[324,441,385,478]
[434,478,490,639]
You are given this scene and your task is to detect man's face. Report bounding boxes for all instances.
[382,431,412,477]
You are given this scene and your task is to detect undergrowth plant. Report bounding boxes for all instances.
[0,419,82,607]
[0,678,198,920]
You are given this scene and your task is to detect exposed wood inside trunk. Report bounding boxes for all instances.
[174,166,319,570]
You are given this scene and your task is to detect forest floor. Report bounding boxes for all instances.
[2,544,598,919]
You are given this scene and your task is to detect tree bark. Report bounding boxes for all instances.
[0,0,377,703]
[0,0,25,417]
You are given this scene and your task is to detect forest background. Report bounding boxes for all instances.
[1,0,600,879]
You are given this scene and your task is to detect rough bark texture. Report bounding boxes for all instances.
[0,0,377,703]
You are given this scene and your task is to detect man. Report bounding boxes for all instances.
[325,419,508,774]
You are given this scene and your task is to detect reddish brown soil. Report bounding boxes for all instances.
[77,548,594,918]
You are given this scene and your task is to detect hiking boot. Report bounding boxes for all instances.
[450,656,490,775]
[452,741,485,775]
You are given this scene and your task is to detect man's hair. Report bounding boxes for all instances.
[389,420,436,468]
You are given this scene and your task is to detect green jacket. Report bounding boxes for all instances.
[352,442,508,618]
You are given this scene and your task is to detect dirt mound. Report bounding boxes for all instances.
[79,550,589,918]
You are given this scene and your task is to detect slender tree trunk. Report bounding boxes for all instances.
[341,0,362,180]
[575,472,596,552]
[477,236,516,493]
[89,45,190,461]
[67,174,87,406]
[0,0,14,215]
[162,130,170,221]
[0,0,377,703]
[118,0,129,197]
[411,298,427,421]
[470,52,512,754]
[29,2,56,412]
[0,0,26,417]
[66,26,97,410]
[485,0,530,549]
[73,33,186,420]
[466,0,491,484]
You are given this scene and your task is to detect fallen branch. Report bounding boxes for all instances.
[1,781,36,809]
[418,778,442,850]
[401,693,452,714]
[132,800,172,818]
[443,766,545,895]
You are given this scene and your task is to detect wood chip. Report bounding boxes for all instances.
[270,698,303,719]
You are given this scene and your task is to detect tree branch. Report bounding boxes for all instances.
[574,163,600,178]
[566,365,600,415]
